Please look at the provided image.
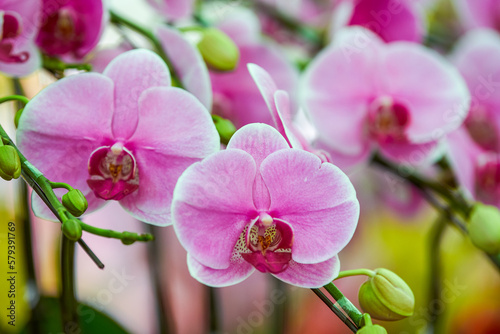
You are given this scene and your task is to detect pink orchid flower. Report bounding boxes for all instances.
[36,0,105,61]
[172,123,359,287]
[453,0,500,32]
[0,0,41,76]
[17,49,220,225]
[301,27,470,169]
[330,0,426,43]
[447,29,500,206]
[210,9,298,128]
[146,0,195,22]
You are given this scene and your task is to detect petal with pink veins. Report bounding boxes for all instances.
[261,149,359,264]
[273,255,341,288]
[103,49,171,140]
[187,254,255,287]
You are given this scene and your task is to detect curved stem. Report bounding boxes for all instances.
[79,221,154,242]
[335,269,376,280]
[311,289,358,333]
[0,95,29,106]
[60,235,78,331]
[323,282,363,327]
[42,56,92,72]
[49,182,74,191]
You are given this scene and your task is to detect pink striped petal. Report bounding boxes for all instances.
[273,255,340,288]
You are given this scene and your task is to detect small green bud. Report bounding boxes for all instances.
[62,218,82,241]
[121,231,137,245]
[358,324,387,334]
[62,189,88,217]
[0,146,21,181]
[359,268,415,321]
[212,114,236,145]
[197,28,239,71]
[468,203,500,254]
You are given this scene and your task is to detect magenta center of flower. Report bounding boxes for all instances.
[465,107,499,152]
[87,143,139,201]
[240,214,294,274]
[476,156,500,205]
[1,13,22,41]
[39,6,84,56]
[367,97,410,143]
[0,12,28,64]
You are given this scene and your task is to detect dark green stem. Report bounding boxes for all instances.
[146,225,174,334]
[43,55,92,72]
[60,235,78,333]
[371,154,472,219]
[323,283,363,327]
[311,289,358,333]
[427,216,447,332]
[208,287,220,333]
[271,278,287,334]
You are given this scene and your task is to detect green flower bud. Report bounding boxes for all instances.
[468,203,500,254]
[359,268,415,321]
[62,189,88,217]
[121,231,136,245]
[62,218,82,241]
[0,146,21,181]
[212,114,236,145]
[358,324,387,334]
[197,28,239,71]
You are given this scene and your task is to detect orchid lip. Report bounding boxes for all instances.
[86,144,139,201]
[367,96,410,144]
[240,215,294,274]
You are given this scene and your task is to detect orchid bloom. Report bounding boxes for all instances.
[146,0,195,22]
[453,0,500,32]
[447,29,500,206]
[36,0,105,60]
[210,9,298,128]
[0,0,41,76]
[172,123,359,287]
[330,0,426,43]
[301,27,470,169]
[17,49,219,225]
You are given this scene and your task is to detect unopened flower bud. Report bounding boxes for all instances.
[468,203,500,254]
[197,28,239,71]
[121,231,136,245]
[0,146,21,181]
[62,218,82,241]
[358,324,387,334]
[359,268,415,321]
[62,189,88,217]
[212,114,236,145]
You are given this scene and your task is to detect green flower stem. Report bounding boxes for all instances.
[42,55,92,72]
[0,95,30,106]
[108,10,182,86]
[79,221,154,242]
[427,215,447,332]
[335,269,376,280]
[323,282,364,327]
[60,235,79,331]
[49,182,74,191]
[311,289,358,333]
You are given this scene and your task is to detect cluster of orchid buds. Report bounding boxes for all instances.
[1,0,500,333]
